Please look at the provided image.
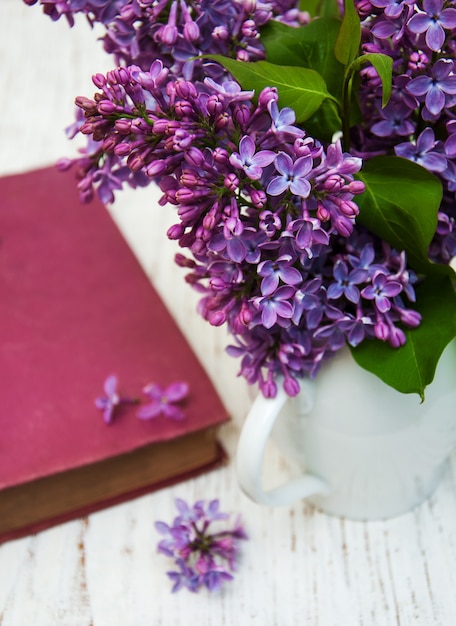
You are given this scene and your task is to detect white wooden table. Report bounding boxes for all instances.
[1,3,456,624]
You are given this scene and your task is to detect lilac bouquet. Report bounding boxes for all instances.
[26,0,456,399]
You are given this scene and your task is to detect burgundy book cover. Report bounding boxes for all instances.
[0,166,229,543]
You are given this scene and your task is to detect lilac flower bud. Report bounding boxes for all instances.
[209,277,228,291]
[206,95,224,116]
[92,73,106,89]
[260,374,277,398]
[175,100,194,118]
[333,215,354,237]
[114,119,132,133]
[242,20,258,37]
[102,136,117,152]
[79,121,95,135]
[215,113,230,130]
[178,204,203,223]
[239,302,253,325]
[212,25,230,41]
[180,172,199,187]
[184,20,200,42]
[213,148,229,165]
[237,49,250,62]
[249,188,267,208]
[388,326,406,348]
[114,142,132,157]
[397,308,421,327]
[98,101,119,115]
[203,213,217,231]
[243,0,256,12]
[167,223,185,240]
[156,23,178,45]
[224,173,239,191]
[153,119,169,135]
[208,309,227,326]
[146,160,168,176]
[185,147,205,167]
[347,180,365,194]
[75,96,97,113]
[408,51,429,72]
[316,203,331,222]
[283,374,300,397]
[258,87,278,109]
[175,80,198,100]
[338,199,359,218]
[173,130,194,151]
[234,104,251,127]
[127,153,145,172]
[323,174,345,192]
[174,253,196,268]
[374,320,390,342]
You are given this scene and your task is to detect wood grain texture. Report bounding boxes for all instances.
[1,2,456,624]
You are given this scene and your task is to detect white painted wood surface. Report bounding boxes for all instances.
[1,3,456,624]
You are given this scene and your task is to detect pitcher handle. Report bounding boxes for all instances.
[236,382,331,506]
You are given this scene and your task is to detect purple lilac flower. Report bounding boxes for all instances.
[370,0,414,19]
[254,285,296,329]
[406,59,456,117]
[327,260,368,304]
[395,127,447,172]
[94,374,138,424]
[68,60,422,397]
[137,381,189,421]
[370,102,415,137]
[229,136,275,180]
[361,272,403,313]
[155,499,248,593]
[267,152,313,197]
[258,254,302,295]
[407,0,456,52]
[268,101,305,137]
[28,0,305,77]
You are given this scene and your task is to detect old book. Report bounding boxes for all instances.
[0,166,229,543]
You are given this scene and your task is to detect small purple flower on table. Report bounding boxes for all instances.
[155,498,248,593]
[94,374,137,424]
[137,381,189,421]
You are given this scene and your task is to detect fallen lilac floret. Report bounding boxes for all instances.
[155,499,248,593]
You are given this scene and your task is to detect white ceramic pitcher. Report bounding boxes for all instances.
[236,341,456,520]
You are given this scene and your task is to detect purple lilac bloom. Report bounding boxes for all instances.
[395,127,447,172]
[94,374,137,424]
[155,499,248,593]
[137,381,189,421]
[267,152,313,197]
[27,0,306,76]
[327,260,368,304]
[407,0,456,52]
[229,136,275,180]
[361,272,403,313]
[258,254,302,295]
[66,59,422,397]
[406,59,456,117]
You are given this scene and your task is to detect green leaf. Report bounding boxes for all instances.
[350,53,393,107]
[261,19,345,100]
[299,0,320,16]
[299,0,340,18]
[334,0,361,66]
[351,277,456,399]
[205,56,334,123]
[302,99,342,141]
[355,156,444,274]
